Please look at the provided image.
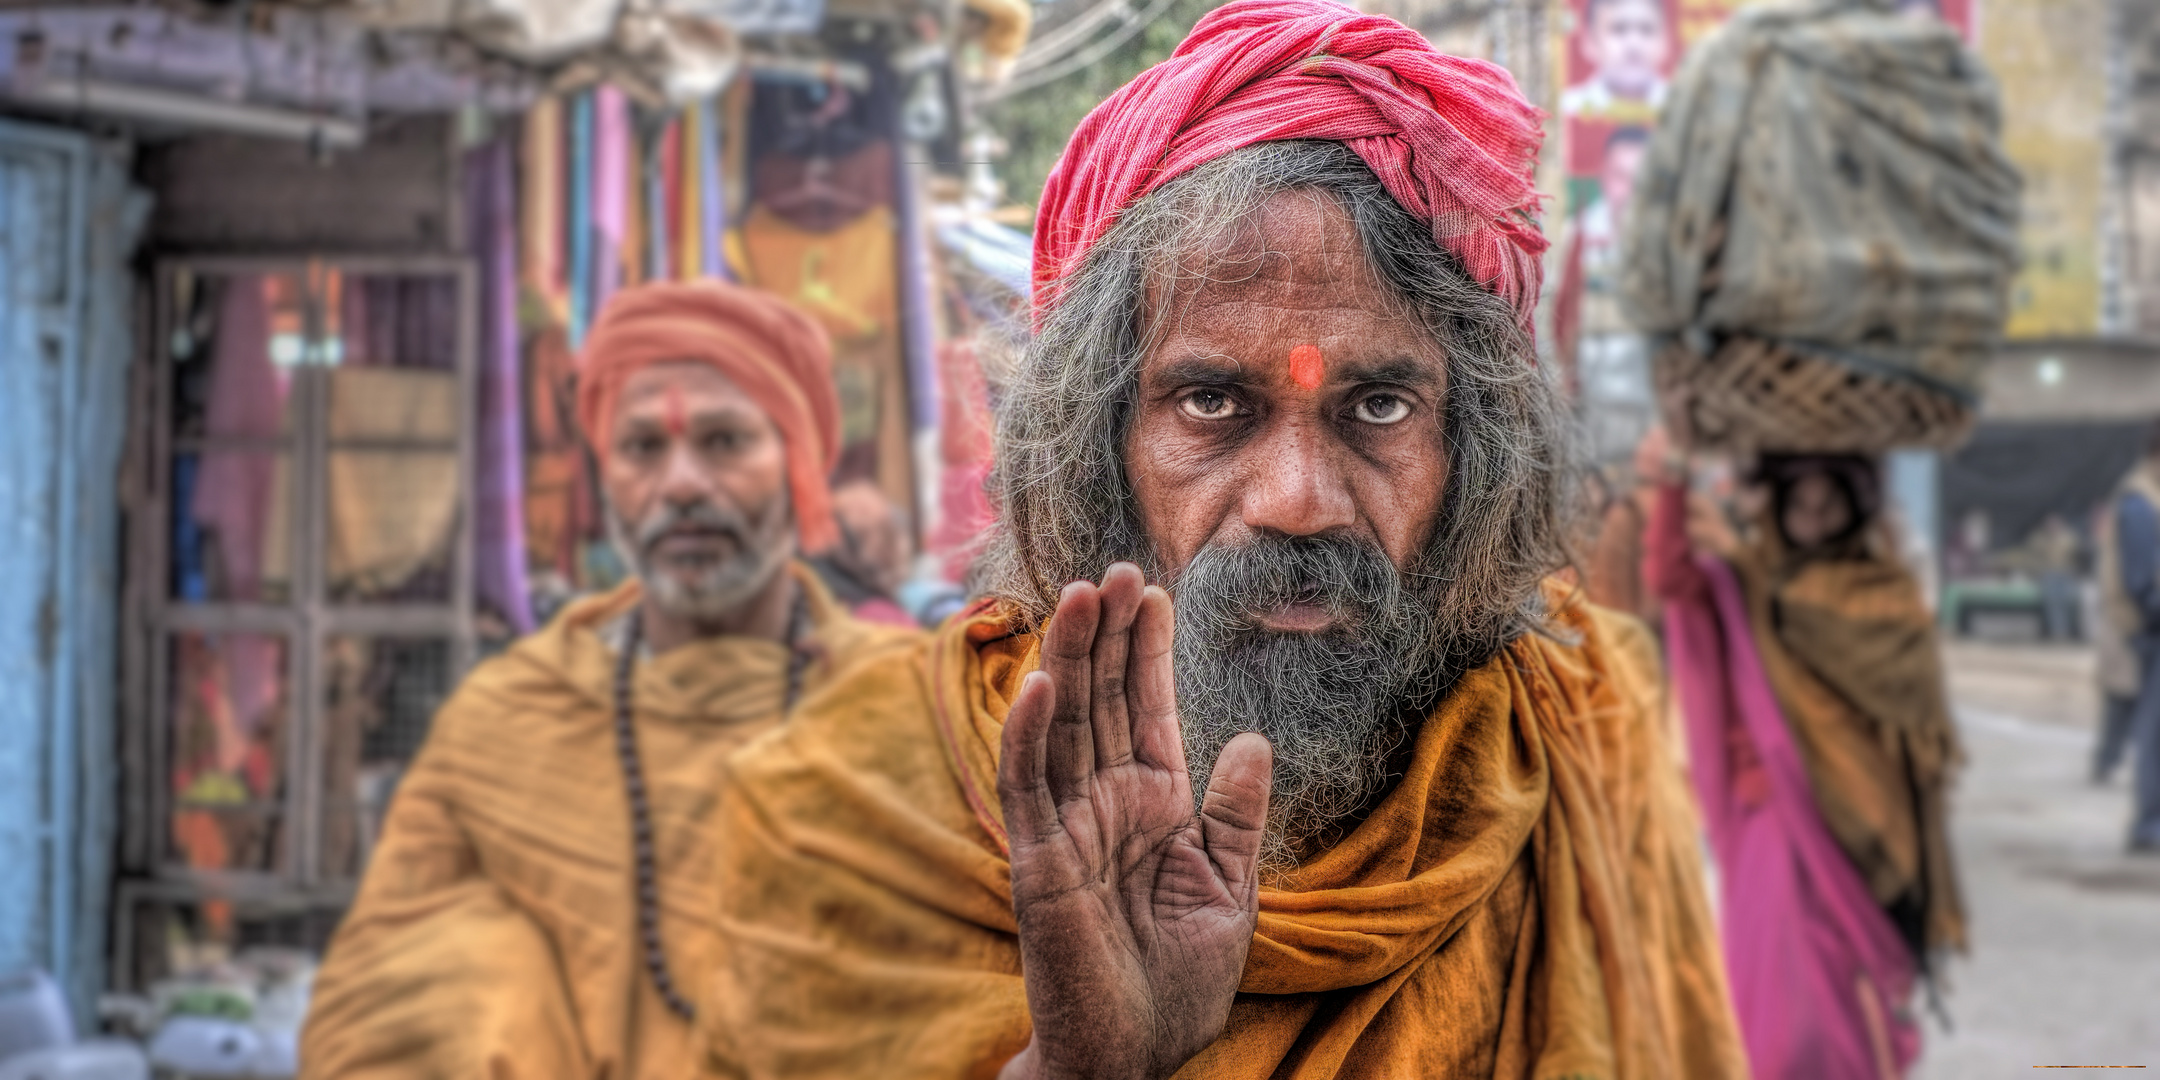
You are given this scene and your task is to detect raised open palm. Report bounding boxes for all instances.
[995,563,1274,1080]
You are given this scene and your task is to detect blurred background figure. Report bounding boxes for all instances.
[300,280,918,1080]
[811,480,918,628]
[1585,423,1668,629]
[2093,507,2144,787]
[1653,443,1964,1080]
[2097,424,2160,847]
[2031,515,2084,643]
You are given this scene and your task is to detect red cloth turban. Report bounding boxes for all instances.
[576,281,843,554]
[1033,0,1547,332]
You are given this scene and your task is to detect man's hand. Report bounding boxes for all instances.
[995,563,1273,1080]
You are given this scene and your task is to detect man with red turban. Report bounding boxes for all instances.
[299,281,916,1079]
[700,3,1747,1077]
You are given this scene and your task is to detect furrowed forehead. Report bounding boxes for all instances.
[1136,189,1405,333]
[617,361,746,406]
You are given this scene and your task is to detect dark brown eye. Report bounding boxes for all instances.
[620,433,667,458]
[1178,389,1240,421]
[1352,392,1410,425]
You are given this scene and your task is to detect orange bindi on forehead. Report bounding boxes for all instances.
[1288,343,1325,391]
[662,384,688,437]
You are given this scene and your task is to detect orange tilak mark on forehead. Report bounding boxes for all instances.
[662,384,688,437]
[1288,343,1325,391]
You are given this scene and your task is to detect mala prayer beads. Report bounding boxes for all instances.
[612,589,812,1019]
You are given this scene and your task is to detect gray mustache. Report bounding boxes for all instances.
[1173,533,1405,629]
[635,501,751,554]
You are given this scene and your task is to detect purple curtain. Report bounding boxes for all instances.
[466,137,534,634]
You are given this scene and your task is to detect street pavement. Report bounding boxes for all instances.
[1911,640,2160,1074]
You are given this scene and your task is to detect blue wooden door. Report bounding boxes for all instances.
[0,117,140,1021]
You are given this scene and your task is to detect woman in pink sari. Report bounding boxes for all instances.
[1647,441,1964,1080]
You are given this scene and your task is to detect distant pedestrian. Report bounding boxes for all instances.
[1585,424,1670,629]
[2092,494,2146,783]
[1651,430,1964,1078]
[2031,515,2082,642]
[2102,423,2160,848]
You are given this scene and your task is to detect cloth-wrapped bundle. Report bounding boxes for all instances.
[1621,0,2019,453]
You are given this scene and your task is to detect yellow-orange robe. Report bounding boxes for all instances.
[299,568,916,1080]
[701,585,1749,1078]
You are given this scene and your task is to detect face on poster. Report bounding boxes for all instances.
[1562,0,1676,125]
[1560,0,1677,298]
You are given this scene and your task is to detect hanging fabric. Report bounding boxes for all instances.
[594,83,629,310]
[522,97,566,317]
[659,117,682,282]
[698,95,728,280]
[649,118,675,283]
[569,89,595,348]
[623,108,647,288]
[466,136,535,634]
[681,103,703,280]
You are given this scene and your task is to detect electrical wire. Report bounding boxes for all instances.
[980,0,1182,102]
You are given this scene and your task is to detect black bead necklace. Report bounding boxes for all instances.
[612,587,812,1020]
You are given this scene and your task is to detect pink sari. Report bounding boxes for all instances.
[1652,485,1919,1079]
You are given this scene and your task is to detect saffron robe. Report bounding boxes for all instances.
[299,568,916,1079]
[700,586,1749,1078]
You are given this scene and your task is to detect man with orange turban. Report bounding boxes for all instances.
[299,281,915,1079]
[699,3,1747,1077]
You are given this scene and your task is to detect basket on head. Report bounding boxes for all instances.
[1653,335,1975,456]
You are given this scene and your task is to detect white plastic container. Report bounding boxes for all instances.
[0,1040,150,1080]
[0,971,72,1062]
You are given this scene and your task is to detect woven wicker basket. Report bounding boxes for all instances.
[1652,335,1975,455]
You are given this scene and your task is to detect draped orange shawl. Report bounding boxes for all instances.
[300,570,915,1079]
[702,587,1746,1078]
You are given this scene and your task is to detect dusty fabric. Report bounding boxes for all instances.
[1620,0,2018,399]
[322,367,461,596]
[1031,0,1547,331]
[701,586,1747,1079]
[736,204,916,510]
[1729,526,1966,958]
[575,280,842,553]
[299,567,916,1080]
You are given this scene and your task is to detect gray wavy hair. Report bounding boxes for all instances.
[976,139,1573,675]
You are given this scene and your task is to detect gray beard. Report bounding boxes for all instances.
[1171,533,1448,877]
[607,492,794,621]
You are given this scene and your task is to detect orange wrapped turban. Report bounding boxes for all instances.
[576,281,842,554]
